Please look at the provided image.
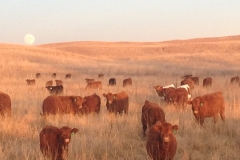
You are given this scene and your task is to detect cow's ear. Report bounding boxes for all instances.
[200,102,204,107]
[172,125,178,131]
[71,128,78,135]
[154,86,159,89]
[103,93,107,97]
[187,101,192,105]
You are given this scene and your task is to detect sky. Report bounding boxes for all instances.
[1,0,240,45]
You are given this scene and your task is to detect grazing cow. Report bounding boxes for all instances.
[46,80,53,87]
[36,73,41,78]
[85,81,102,90]
[154,84,175,100]
[146,121,178,160]
[79,94,101,114]
[0,92,11,117]
[55,80,63,86]
[165,88,188,108]
[40,125,78,160]
[181,78,194,90]
[26,79,36,85]
[203,77,212,87]
[52,73,56,78]
[42,95,85,115]
[190,76,199,85]
[85,78,95,84]
[65,74,71,79]
[46,85,63,95]
[230,76,239,84]
[98,73,104,78]
[187,91,225,125]
[109,78,116,86]
[103,91,129,115]
[123,78,132,87]
[141,100,165,137]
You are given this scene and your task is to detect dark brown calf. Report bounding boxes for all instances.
[203,77,212,87]
[187,91,225,125]
[40,125,78,160]
[146,121,178,160]
[230,76,239,84]
[103,91,129,115]
[141,100,165,137]
[109,78,116,86]
[123,78,132,87]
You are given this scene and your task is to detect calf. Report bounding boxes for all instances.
[123,78,132,87]
[26,79,35,85]
[165,88,188,108]
[79,94,101,114]
[141,100,165,137]
[146,121,178,160]
[46,85,63,95]
[103,91,129,115]
[230,76,239,84]
[187,91,225,125]
[109,78,116,86]
[40,125,78,160]
[98,73,104,78]
[42,95,85,115]
[85,81,102,90]
[203,77,212,87]
[0,92,11,117]
[65,74,71,79]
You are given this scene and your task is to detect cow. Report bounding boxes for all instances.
[141,100,165,137]
[36,73,41,78]
[165,88,188,108]
[52,73,56,78]
[109,78,116,86]
[230,76,239,84]
[46,85,63,95]
[190,76,199,85]
[46,80,53,87]
[0,92,11,117]
[154,84,175,100]
[103,91,129,115]
[98,73,104,78]
[85,78,95,84]
[65,74,71,79]
[181,78,194,90]
[85,81,102,90]
[146,121,178,160]
[123,78,132,87]
[79,93,101,114]
[203,77,212,87]
[26,79,36,85]
[41,95,85,115]
[55,80,63,86]
[177,84,191,100]
[40,125,78,160]
[187,91,225,125]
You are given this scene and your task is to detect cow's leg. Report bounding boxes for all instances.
[213,115,218,123]
[199,117,205,125]
[220,111,225,122]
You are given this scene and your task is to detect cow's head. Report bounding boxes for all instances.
[154,86,164,96]
[187,97,202,114]
[70,96,85,109]
[156,121,178,144]
[103,93,117,105]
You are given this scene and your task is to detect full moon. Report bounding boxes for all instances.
[24,34,35,45]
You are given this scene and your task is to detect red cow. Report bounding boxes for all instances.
[123,78,132,87]
[203,77,212,87]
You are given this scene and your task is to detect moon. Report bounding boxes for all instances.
[24,34,35,45]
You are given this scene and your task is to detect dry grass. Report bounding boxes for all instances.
[0,35,240,159]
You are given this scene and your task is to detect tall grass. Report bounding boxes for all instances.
[0,42,240,159]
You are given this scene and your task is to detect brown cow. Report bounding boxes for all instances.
[203,77,212,87]
[40,125,78,160]
[165,88,188,108]
[42,95,85,115]
[85,81,102,90]
[79,93,101,114]
[26,79,36,85]
[85,78,95,84]
[36,73,41,78]
[46,80,53,87]
[98,73,104,78]
[55,80,63,86]
[0,92,11,117]
[109,78,116,86]
[146,121,178,160]
[230,76,239,84]
[187,91,225,125]
[154,84,175,100]
[103,91,129,115]
[141,100,165,137]
[123,78,132,87]
[180,78,194,90]
[65,74,71,79]
[190,76,199,85]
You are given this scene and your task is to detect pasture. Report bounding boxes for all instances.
[0,36,240,159]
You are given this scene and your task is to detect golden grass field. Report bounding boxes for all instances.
[0,35,240,160]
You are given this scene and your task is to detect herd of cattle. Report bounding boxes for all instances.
[1,73,239,160]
